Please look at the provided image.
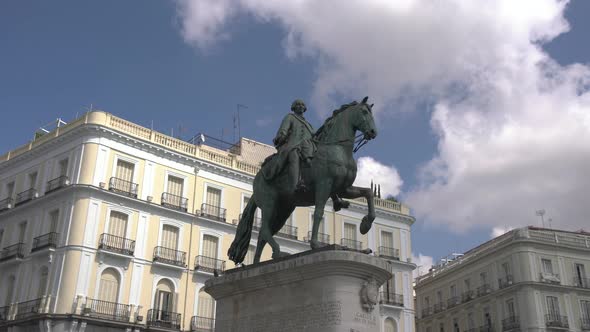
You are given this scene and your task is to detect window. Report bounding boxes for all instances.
[0,229,3,248]
[464,279,471,290]
[343,223,356,240]
[424,296,430,308]
[5,182,15,198]
[467,312,475,329]
[439,322,444,332]
[206,186,222,208]
[98,268,120,302]
[108,211,128,238]
[453,318,459,332]
[437,291,443,304]
[28,172,38,190]
[242,195,250,210]
[542,259,553,274]
[384,318,395,332]
[581,300,590,321]
[502,262,511,277]
[115,159,134,182]
[384,263,395,295]
[167,175,184,197]
[480,272,487,285]
[484,310,492,327]
[5,276,15,305]
[58,159,69,177]
[37,267,49,298]
[18,222,27,243]
[575,264,586,287]
[506,299,516,317]
[154,279,175,313]
[450,285,457,298]
[202,235,219,259]
[381,231,393,248]
[546,296,560,318]
[161,225,179,250]
[244,245,256,265]
[197,288,215,319]
[49,210,59,233]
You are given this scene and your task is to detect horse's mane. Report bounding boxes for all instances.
[314,101,359,141]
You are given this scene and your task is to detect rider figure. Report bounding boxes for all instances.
[273,99,316,192]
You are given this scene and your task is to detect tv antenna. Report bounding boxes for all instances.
[535,209,546,228]
[234,104,248,142]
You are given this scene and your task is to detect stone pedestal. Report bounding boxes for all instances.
[205,245,392,332]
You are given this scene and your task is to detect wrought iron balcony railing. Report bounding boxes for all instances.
[0,305,8,321]
[147,309,181,330]
[108,177,138,198]
[340,238,363,250]
[191,316,215,332]
[433,302,445,313]
[545,314,569,328]
[421,307,432,318]
[502,316,520,331]
[99,233,135,256]
[574,277,590,289]
[581,318,590,331]
[45,175,69,194]
[379,292,403,306]
[0,197,12,211]
[194,255,225,273]
[498,275,514,289]
[0,243,25,262]
[32,232,59,252]
[276,224,298,240]
[378,246,400,260]
[15,298,43,319]
[477,284,492,297]
[304,231,330,247]
[15,188,37,206]
[83,298,131,322]
[447,296,460,308]
[161,192,188,212]
[199,203,226,222]
[153,246,186,267]
[462,290,475,302]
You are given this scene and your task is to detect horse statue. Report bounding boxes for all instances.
[228,97,378,264]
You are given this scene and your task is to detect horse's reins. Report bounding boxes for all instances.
[313,133,369,153]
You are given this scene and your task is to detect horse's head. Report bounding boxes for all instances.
[353,96,377,140]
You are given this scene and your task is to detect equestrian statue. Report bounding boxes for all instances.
[228,97,378,265]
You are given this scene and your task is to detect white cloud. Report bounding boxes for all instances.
[176,0,590,232]
[491,226,515,238]
[353,157,403,198]
[412,253,434,279]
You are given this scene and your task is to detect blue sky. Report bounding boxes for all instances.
[2,1,590,269]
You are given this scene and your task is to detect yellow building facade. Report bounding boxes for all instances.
[0,111,415,332]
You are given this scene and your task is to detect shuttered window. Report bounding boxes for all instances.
[506,299,515,317]
[108,211,128,238]
[161,225,179,250]
[98,268,120,302]
[344,223,356,240]
[197,289,215,319]
[29,172,38,189]
[581,300,590,320]
[385,263,395,294]
[202,235,218,259]
[59,159,68,177]
[167,176,184,197]
[115,160,134,182]
[381,231,393,248]
[37,267,49,298]
[547,296,560,317]
[6,182,14,198]
[384,318,395,332]
[18,222,27,243]
[206,187,222,208]
[155,280,174,312]
[49,210,59,233]
[5,276,15,305]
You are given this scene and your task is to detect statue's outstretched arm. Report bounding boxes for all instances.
[273,115,292,147]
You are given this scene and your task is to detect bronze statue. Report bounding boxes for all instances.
[229,97,378,265]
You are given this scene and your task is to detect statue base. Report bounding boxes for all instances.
[204,245,392,332]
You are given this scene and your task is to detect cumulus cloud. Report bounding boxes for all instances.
[491,226,515,238]
[176,0,590,232]
[412,253,434,279]
[353,157,403,198]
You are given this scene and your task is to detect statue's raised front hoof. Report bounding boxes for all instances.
[333,200,350,212]
[272,251,291,259]
[360,215,375,234]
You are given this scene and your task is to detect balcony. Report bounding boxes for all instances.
[199,203,226,222]
[447,296,460,308]
[108,177,138,198]
[276,224,298,240]
[379,292,403,307]
[573,277,590,289]
[161,192,188,212]
[0,305,8,321]
[540,272,561,284]
[15,298,43,319]
[479,325,493,332]
[191,316,215,332]
[0,243,25,262]
[581,318,590,331]
[147,309,181,330]
[498,275,513,289]
[194,255,225,274]
[477,284,492,297]
[421,307,432,318]
[378,246,400,260]
[98,233,135,256]
[340,238,363,250]
[32,232,59,252]
[304,231,330,247]
[248,214,263,230]
[502,316,520,331]
[0,197,12,211]
[545,314,569,328]
[15,188,37,206]
[433,302,445,313]
[45,175,69,194]
[462,290,475,302]
[83,298,131,322]
[153,246,186,268]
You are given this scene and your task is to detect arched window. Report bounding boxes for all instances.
[384,318,396,332]
[197,288,215,319]
[154,279,175,313]
[108,211,128,238]
[4,276,15,305]
[37,267,49,298]
[98,268,120,303]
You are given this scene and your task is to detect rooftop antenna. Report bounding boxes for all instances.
[235,104,248,142]
[536,209,546,228]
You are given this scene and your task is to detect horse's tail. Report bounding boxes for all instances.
[228,199,257,264]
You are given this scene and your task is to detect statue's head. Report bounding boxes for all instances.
[291,99,307,115]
